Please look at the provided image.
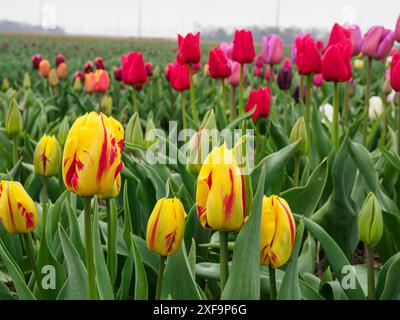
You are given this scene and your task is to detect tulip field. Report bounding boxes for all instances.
[0,18,400,303]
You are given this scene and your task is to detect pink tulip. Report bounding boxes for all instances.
[361,26,394,60]
[228,61,245,86]
[253,65,263,78]
[220,42,233,60]
[395,15,400,42]
[344,24,362,56]
[262,34,284,65]
[313,73,324,87]
[282,58,292,69]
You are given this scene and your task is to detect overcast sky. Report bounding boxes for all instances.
[0,0,399,38]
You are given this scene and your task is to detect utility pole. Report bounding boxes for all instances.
[138,0,142,37]
[276,0,280,30]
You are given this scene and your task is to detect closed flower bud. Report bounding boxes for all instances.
[33,135,61,177]
[97,174,121,200]
[84,61,93,73]
[146,198,187,256]
[55,54,65,67]
[57,62,68,79]
[95,57,105,70]
[73,77,82,92]
[358,192,383,247]
[232,29,255,64]
[144,118,156,143]
[177,32,201,65]
[196,144,246,232]
[290,116,308,156]
[369,96,383,119]
[277,67,292,90]
[39,59,50,78]
[354,58,364,70]
[2,77,10,92]
[100,95,113,115]
[62,112,124,197]
[23,72,31,89]
[5,99,23,137]
[114,67,122,82]
[382,74,392,96]
[48,68,59,87]
[260,195,296,268]
[57,117,70,146]
[125,112,144,146]
[32,54,42,69]
[145,63,153,77]
[0,180,38,234]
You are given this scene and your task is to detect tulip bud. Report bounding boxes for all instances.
[57,117,70,146]
[97,174,121,200]
[57,62,68,79]
[145,63,153,77]
[146,198,187,256]
[23,72,31,90]
[2,77,10,92]
[369,96,383,120]
[55,54,65,67]
[48,69,59,87]
[100,95,113,115]
[95,57,105,70]
[39,59,50,78]
[196,144,246,231]
[84,60,93,73]
[290,116,308,156]
[73,77,82,92]
[33,135,61,177]
[354,58,364,70]
[32,54,42,69]
[0,180,38,234]
[382,75,392,96]
[260,195,296,268]
[125,112,144,146]
[5,99,23,137]
[358,192,383,247]
[114,67,122,82]
[145,117,156,143]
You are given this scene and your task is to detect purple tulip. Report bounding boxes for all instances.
[394,15,400,42]
[361,26,394,60]
[345,24,362,56]
[277,67,292,91]
[262,34,284,65]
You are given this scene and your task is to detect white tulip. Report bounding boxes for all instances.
[319,103,334,122]
[368,96,383,120]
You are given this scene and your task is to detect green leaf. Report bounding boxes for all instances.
[221,163,267,299]
[131,234,148,300]
[57,225,88,300]
[281,157,329,217]
[294,214,366,300]
[106,200,118,286]
[376,251,400,299]
[116,247,134,300]
[92,200,114,300]
[0,238,35,300]
[277,217,304,300]
[0,280,15,300]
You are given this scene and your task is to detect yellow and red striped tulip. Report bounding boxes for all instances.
[0,181,38,234]
[196,144,246,232]
[62,112,124,197]
[85,70,110,93]
[146,198,187,256]
[260,195,296,268]
[33,135,62,177]
[97,174,121,200]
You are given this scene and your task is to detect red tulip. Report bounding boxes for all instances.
[177,32,201,65]
[295,35,322,75]
[282,58,292,69]
[313,73,324,87]
[232,29,255,64]
[73,71,85,82]
[390,50,400,92]
[316,40,325,54]
[121,51,148,86]
[145,63,153,77]
[253,65,263,78]
[264,66,275,82]
[245,87,271,120]
[255,54,264,68]
[321,43,352,82]
[192,62,201,72]
[95,57,105,70]
[208,47,232,79]
[326,23,351,48]
[56,54,65,67]
[32,54,42,69]
[114,67,122,82]
[84,61,93,73]
[169,61,190,91]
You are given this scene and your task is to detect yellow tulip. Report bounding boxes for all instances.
[33,135,62,177]
[260,195,296,268]
[97,174,121,200]
[196,144,245,232]
[0,181,38,234]
[146,198,187,256]
[62,112,124,197]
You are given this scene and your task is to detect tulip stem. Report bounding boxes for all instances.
[299,75,304,103]
[84,197,97,300]
[366,245,375,300]
[220,79,227,120]
[156,255,166,300]
[131,89,139,116]
[41,177,48,233]
[230,85,236,122]
[219,231,229,292]
[305,74,312,158]
[268,265,277,300]
[294,155,300,187]
[239,63,244,122]
[106,199,115,282]
[380,98,387,147]
[363,58,373,146]
[23,233,44,299]
[12,136,18,164]
[343,81,350,127]
[397,99,400,156]
[180,91,187,130]
[189,64,199,125]
[332,81,340,151]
